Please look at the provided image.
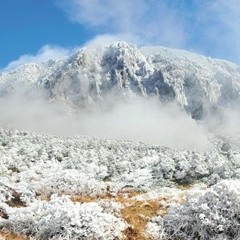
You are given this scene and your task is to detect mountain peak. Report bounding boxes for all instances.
[1,42,240,119]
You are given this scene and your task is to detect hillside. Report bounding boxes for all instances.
[1,42,240,239]
[1,42,240,119]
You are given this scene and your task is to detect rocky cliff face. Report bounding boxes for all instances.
[1,42,240,119]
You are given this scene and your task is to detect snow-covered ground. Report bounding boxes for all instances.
[1,42,240,239]
[0,129,239,239]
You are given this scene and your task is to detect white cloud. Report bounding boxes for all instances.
[82,33,143,48]
[198,0,240,62]
[4,45,71,70]
[57,0,240,63]
[58,0,187,48]
[59,0,148,30]
[0,93,211,151]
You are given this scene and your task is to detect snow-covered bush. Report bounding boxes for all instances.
[146,216,165,239]
[36,170,107,197]
[162,180,240,240]
[1,196,126,240]
[2,129,240,191]
[0,184,12,203]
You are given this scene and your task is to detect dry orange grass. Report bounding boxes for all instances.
[121,198,159,240]
[72,189,185,240]
[0,230,29,240]
[1,189,185,240]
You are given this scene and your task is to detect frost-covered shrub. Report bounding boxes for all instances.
[2,127,240,219]
[146,216,165,240]
[0,184,12,203]
[162,180,240,240]
[1,196,126,240]
[37,170,107,196]
[1,129,240,190]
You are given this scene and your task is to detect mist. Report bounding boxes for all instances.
[0,88,211,151]
[206,104,240,147]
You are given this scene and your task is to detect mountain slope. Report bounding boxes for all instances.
[2,42,240,239]
[1,42,240,119]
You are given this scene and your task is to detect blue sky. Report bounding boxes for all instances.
[1,0,240,69]
[0,0,96,68]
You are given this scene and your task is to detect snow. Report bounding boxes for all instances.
[1,42,240,119]
[0,129,239,192]
[161,180,240,239]
[1,196,126,240]
[1,42,240,239]
[0,128,239,238]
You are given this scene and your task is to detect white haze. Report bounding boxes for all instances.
[206,105,240,146]
[0,88,211,151]
[4,45,72,71]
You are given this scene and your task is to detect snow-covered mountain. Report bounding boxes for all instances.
[2,42,240,239]
[1,42,240,119]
